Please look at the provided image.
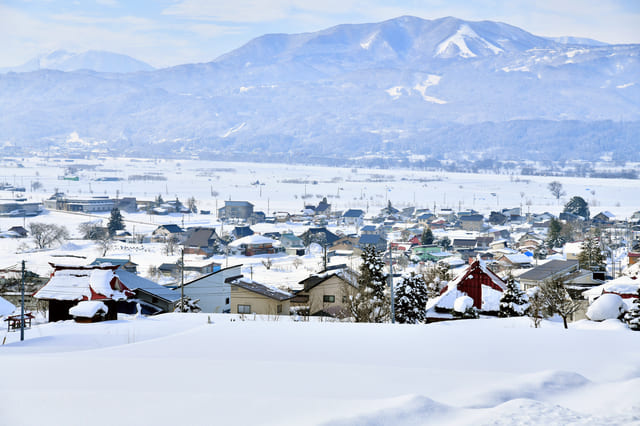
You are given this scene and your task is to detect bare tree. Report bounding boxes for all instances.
[292,257,303,269]
[539,277,581,329]
[78,221,106,240]
[28,222,69,249]
[96,234,112,256]
[163,235,179,256]
[527,287,546,328]
[548,181,566,204]
[262,257,273,270]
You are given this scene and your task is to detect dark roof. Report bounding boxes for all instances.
[518,260,579,281]
[359,234,386,246]
[300,227,340,245]
[360,225,377,232]
[183,228,219,247]
[459,214,484,222]
[158,224,184,233]
[232,226,254,239]
[183,265,243,287]
[452,238,477,248]
[299,271,352,292]
[231,279,293,301]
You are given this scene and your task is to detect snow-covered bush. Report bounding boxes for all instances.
[453,296,478,319]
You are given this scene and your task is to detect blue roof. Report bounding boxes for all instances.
[116,270,181,303]
[343,209,365,218]
[359,234,385,246]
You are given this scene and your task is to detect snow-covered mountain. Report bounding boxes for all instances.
[0,50,154,73]
[0,16,638,162]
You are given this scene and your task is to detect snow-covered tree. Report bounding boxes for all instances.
[394,273,429,324]
[578,232,606,272]
[107,207,125,236]
[348,246,389,323]
[499,275,529,317]
[174,296,201,313]
[623,288,640,331]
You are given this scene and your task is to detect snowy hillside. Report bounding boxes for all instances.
[0,16,639,161]
[1,314,638,425]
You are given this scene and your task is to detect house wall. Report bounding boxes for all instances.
[182,266,241,313]
[306,276,355,316]
[230,287,290,315]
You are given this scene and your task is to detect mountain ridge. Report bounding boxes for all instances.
[0,16,638,163]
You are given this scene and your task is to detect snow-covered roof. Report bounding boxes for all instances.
[116,269,181,303]
[69,301,108,318]
[228,234,277,247]
[583,276,640,298]
[34,265,133,301]
[231,278,293,301]
[586,294,625,321]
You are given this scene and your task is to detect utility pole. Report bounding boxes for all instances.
[21,260,25,341]
[388,244,395,324]
[180,249,185,312]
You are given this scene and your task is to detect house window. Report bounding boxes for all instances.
[342,296,347,304]
[323,295,335,303]
[225,297,230,305]
[238,304,251,314]
[277,304,282,314]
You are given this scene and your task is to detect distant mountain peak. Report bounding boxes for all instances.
[1,50,154,74]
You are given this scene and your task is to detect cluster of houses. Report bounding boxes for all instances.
[2,196,640,325]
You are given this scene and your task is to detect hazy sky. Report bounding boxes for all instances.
[1,0,639,68]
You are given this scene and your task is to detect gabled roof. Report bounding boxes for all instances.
[115,269,181,303]
[359,234,386,246]
[183,228,219,247]
[298,271,353,292]
[230,279,293,301]
[343,209,365,218]
[228,234,277,247]
[34,264,133,301]
[183,264,243,287]
[232,226,254,239]
[517,260,579,282]
[91,258,138,267]
[156,224,184,234]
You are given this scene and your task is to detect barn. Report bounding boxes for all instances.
[431,259,506,315]
[34,264,134,322]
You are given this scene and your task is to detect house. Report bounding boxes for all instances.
[358,234,388,252]
[158,259,221,277]
[517,259,602,293]
[410,245,452,262]
[459,214,485,231]
[115,269,181,314]
[427,259,505,318]
[360,225,381,235]
[180,265,243,313]
[217,201,254,220]
[494,253,533,270]
[299,227,340,246]
[452,238,477,251]
[229,278,293,315]
[182,227,223,257]
[33,264,134,322]
[592,211,616,225]
[342,209,365,227]
[280,232,306,256]
[228,235,280,256]
[152,224,184,242]
[232,226,254,240]
[90,257,138,274]
[7,226,28,238]
[294,272,357,317]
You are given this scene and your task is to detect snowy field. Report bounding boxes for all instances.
[1,314,639,426]
[2,156,640,218]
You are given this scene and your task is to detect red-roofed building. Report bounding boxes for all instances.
[34,264,134,322]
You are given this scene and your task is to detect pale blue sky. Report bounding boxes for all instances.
[1,0,639,68]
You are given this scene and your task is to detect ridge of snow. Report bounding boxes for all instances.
[360,31,379,50]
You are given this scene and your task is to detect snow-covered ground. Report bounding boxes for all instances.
[0,314,638,425]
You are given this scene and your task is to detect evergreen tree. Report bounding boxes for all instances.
[563,196,590,219]
[394,273,429,324]
[439,236,451,250]
[421,228,434,245]
[348,246,389,322]
[577,232,606,271]
[623,288,640,331]
[499,275,528,317]
[546,218,565,248]
[107,207,125,236]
